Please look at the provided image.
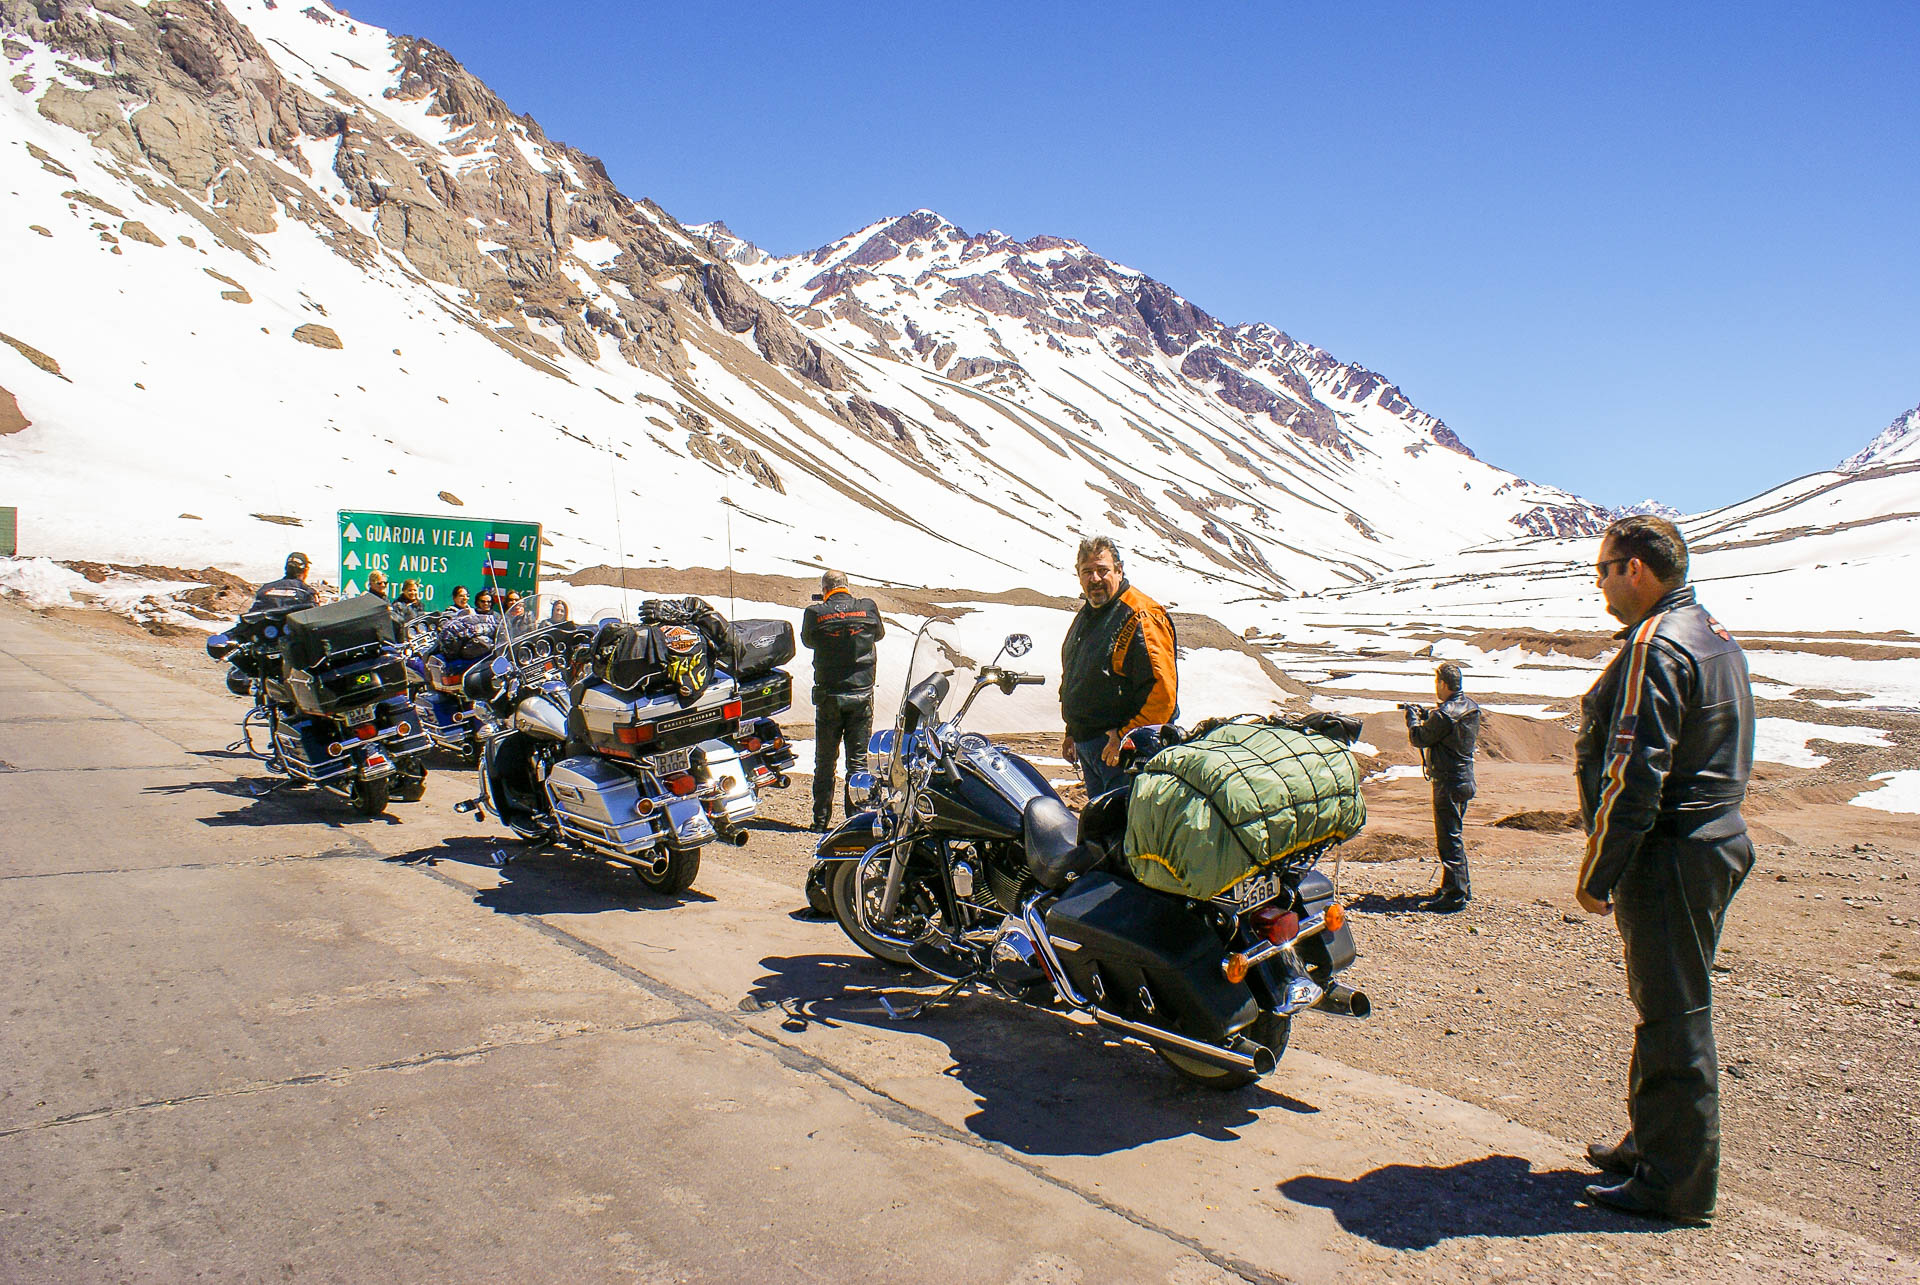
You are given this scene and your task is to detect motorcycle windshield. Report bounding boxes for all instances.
[895,618,979,738]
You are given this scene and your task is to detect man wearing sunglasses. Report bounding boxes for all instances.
[1574,515,1755,1225]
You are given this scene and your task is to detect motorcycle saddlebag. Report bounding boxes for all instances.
[1124,721,1366,901]
[1293,868,1357,976]
[282,595,396,671]
[1043,873,1257,1043]
[727,619,795,678]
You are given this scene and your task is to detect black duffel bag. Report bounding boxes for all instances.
[728,619,794,677]
[282,594,396,671]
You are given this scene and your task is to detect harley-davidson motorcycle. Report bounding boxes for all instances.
[454,596,796,894]
[208,595,433,817]
[406,608,501,759]
[807,618,1369,1088]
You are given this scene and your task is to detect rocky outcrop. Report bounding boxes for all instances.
[291,323,341,348]
[0,384,28,434]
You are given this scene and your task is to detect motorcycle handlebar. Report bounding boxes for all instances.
[1011,672,1044,687]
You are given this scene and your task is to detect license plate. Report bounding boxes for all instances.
[1227,870,1285,910]
[344,705,377,725]
[647,746,694,775]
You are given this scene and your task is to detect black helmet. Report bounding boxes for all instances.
[285,551,311,577]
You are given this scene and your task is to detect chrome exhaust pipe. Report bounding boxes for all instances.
[1091,1009,1274,1075]
[723,828,750,847]
[1312,984,1371,1019]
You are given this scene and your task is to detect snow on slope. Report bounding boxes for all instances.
[0,0,1617,627]
[1841,402,1920,471]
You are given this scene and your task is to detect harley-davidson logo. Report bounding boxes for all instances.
[660,625,701,655]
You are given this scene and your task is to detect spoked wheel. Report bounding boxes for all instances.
[634,847,701,896]
[1157,1010,1291,1090]
[825,858,920,968]
[348,777,391,818]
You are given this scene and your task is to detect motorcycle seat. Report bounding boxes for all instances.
[1024,796,1103,891]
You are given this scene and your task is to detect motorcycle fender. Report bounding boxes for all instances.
[812,811,881,860]
[803,810,880,917]
[355,743,394,779]
[664,797,714,848]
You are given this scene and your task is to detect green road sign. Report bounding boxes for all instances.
[337,509,541,609]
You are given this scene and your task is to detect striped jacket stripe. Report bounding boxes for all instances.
[1579,611,1668,891]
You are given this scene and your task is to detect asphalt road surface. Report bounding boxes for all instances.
[0,605,1911,1284]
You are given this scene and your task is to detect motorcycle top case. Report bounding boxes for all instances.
[1043,872,1258,1043]
[1124,720,1366,901]
[282,595,396,671]
[727,619,795,678]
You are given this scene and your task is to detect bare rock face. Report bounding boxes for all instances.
[0,384,28,434]
[291,323,341,348]
[119,220,165,246]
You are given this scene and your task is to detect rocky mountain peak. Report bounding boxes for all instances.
[1840,402,1920,472]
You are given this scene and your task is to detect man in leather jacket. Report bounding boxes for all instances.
[802,570,885,831]
[1404,662,1481,911]
[247,552,317,613]
[1575,515,1755,1225]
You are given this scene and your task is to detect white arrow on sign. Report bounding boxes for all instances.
[343,580,360,596]
[342,522,362,542]
[343,550,362,570]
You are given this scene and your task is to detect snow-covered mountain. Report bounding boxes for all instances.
[1841,402,1920,472]
[0,0,1600,615]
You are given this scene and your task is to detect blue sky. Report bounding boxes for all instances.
[349,1,1917,513]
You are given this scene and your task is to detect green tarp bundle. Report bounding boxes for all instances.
[1123,720,1366,900]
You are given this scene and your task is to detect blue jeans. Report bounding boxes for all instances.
[1074,734,1126,800]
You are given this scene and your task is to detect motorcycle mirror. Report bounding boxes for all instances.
[1003,633,1032,658]
[491,654,512,676]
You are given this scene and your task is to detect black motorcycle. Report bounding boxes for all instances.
[208,594,433,816]
[807,619,1369,1088]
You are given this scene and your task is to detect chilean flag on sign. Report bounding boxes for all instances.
[482,557,508,576]
[484,532,511,551]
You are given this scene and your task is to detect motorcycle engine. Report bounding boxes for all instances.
[984,859,1033,914]
[988,920,1048,1000]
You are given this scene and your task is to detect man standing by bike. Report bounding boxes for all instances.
[1059,535,1178,800]
[802,570,885,832]
[1575,515,1755,1224]
[1404,661,1481,912]
[248,552,317,613]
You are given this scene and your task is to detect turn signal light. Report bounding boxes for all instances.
[1223,953,1251,984]
[1325,903,1345,933]
[617,722,656,745]
[635,797,656,817]
[742,736,763,752]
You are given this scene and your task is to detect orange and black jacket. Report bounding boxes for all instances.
[1575,586,1754,902]
[801,587,885,695]
[1060,579,1178,742]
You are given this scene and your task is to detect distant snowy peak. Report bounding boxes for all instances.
[706,211,1606,540]
[1840,403,1920,471]
[1611,499,1684,520]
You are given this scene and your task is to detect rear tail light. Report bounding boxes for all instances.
[1251,906,1300,946]
[722,698,743,722]
[355,724,377,741]
[667,774,697,797]
[618,722,656,745]
[742,736,763,752]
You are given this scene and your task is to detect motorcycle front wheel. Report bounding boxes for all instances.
[1157,1011,1290,1090]
[825,859,917,968]
[634,847,701,896]
[349,777,391,817]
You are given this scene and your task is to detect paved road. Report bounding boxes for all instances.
[0,604,1910,1284]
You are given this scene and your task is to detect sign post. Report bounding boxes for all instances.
[337,510,541,609]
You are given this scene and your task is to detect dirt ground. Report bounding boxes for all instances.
[20,599,1920,1267]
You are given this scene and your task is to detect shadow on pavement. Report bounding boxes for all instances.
[144,777,402,827]
[393,835,717,914]
[1280,1154,1668,1248]
[745,951,1321,1158]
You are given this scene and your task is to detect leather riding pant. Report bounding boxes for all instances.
[1431,784,1473,896]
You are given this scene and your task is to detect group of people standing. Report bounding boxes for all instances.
[803,516,1753,1227]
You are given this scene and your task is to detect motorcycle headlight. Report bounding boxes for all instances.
[846,771,878,810]
[866,728,901,791]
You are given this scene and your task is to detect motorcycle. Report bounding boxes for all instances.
[407,608,501,759]
[807,618,1370,1088]
[453,596,794,895]
[208,594,433,817]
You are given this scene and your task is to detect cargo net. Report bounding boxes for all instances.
[1123,713,1367,901]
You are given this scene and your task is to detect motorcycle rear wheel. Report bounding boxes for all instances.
[1157,1011,1290,1090]
[349,777,391,818]
[634,847,701,896]
[826,859,916,968]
